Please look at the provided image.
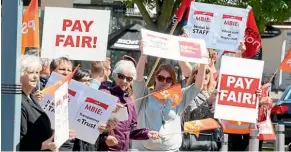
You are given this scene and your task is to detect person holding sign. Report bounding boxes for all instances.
[180,64,223,151]
[132,43,206,151]
[71,68,120,151]
[98,60,160,151]
[19,55,57,151]
[50,57,73,77]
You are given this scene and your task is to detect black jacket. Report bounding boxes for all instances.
[19,92,53,151]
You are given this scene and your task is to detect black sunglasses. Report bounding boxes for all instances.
[157,75,173,83]
[117,73,133,82]
[194,69,211,75]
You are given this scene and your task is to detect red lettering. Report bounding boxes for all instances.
[71,20,82,32]
[224,20,239,26]
[83,20,94,32]
[55,35,65,46]
[63,35,75,47]
[82,36,92,48]
[196,16,211,22]
[93,37,97,48]
[62,19,72,31]
[55,35,97,48]
[85,104,102,115]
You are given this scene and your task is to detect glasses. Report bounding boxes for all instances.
[156,75,173,83]
[194,69,211,75]
[117,73,133,82]
[80,78,91,83]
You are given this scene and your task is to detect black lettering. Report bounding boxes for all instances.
[81,119,97,129]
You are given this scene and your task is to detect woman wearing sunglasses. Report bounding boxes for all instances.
[97,60,160,151]
[180,64,223,151]
[131,45,206,151]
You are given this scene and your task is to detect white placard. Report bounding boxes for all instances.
[186,2,249,52]
[54,82,69,148]
[40,72,86,128]
[41,7,110,61]
[214,56,264,123]
[109,107,129,121]
[141,29,208,64]
[73,87,118,144]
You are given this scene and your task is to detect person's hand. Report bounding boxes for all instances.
[238,41,246,53]
[256,88,262,99]
[41,135,58,151]
[182,28,189,37]
[105,136,119,146]
[112,103,124,113]
[98,123,107,133]
[69,129,76,140]
[106,118,119,130]
[259,96,272,106]
[33,90,44,102]
[147,131,160,140]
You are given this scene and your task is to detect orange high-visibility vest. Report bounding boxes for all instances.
[222,120,254,134]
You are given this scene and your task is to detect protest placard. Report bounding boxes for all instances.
[141,29,208,64]
[73,87,118,144]
[41,7,110,61]
[258,115,276,141]
[53,82,69,148]
[214,56,264,123]
[40,72,86,128]
[186,2,249,52]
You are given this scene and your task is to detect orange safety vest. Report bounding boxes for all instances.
[222,120,254,134]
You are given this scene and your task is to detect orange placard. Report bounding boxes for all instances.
[42,65,79,95]
[278,49,291,72]
[184,118,220,137]
[21,0,40,54]
[152,84,182,107]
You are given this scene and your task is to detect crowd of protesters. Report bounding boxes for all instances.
[18,36,273,151]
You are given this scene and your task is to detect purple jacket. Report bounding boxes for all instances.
[99,85,149,151]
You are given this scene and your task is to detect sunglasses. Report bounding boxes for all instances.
[117,73,133,82]
[193,69,211,75]
[156,75,173,83]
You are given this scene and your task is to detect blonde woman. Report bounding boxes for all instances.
[180,64,222,151]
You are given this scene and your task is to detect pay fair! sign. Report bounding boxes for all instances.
[41,7,110,61]
[214,56,264,123]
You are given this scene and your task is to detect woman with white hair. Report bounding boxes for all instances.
[19,55,57,151]
[97,60,160,151]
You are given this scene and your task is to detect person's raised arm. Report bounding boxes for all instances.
[136,41,147,82]
[178,61,192,78]
[195,64,206,89]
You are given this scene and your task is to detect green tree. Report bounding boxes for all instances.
[126,0,291,33]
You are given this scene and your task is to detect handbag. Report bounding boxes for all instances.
[180,95,224,151]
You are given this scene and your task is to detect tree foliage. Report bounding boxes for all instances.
[125,0,291,33]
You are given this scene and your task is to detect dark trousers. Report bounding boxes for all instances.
[228,134,249,151]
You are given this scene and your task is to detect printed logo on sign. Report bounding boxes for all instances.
[194,11,213,22]
[84,97,109,116]
[223,15,242,27]
[179,41,201,58]
[192,11,214,35]
[218,74,260,109]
